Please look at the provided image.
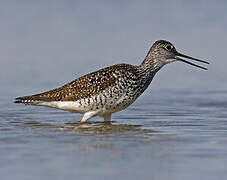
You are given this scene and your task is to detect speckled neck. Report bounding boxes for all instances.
[139,48,164,74]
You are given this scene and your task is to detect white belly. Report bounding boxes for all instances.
[34,101,86,113]
[33,97,132,115]
[32,88,137,115]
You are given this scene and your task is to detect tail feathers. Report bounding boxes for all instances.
[14,96,54,104]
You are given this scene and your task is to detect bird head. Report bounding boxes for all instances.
[147,40,209,70]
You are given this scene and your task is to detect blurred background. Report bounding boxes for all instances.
[1,2,227,180]
[0,0,226,97]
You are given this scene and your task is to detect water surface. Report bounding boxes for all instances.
[1,90,227,180]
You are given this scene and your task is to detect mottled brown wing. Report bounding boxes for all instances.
[15,64,135,103]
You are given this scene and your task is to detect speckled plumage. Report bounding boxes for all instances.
[15,40,209,122]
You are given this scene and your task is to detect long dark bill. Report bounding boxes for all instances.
[175,52,209,70]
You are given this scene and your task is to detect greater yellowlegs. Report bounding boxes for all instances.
[15,40,209,123]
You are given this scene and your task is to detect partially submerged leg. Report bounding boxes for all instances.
[103,114,112,122]
[80,111,99,123]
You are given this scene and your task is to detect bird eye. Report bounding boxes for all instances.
[165,45,172,50]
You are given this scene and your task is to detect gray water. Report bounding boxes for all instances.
[1,90,227,180]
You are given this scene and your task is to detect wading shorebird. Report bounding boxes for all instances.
[15,40,209,123]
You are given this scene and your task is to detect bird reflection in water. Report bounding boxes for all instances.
[25,120,145,134]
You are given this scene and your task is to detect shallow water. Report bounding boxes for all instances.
[1,90,227,180]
